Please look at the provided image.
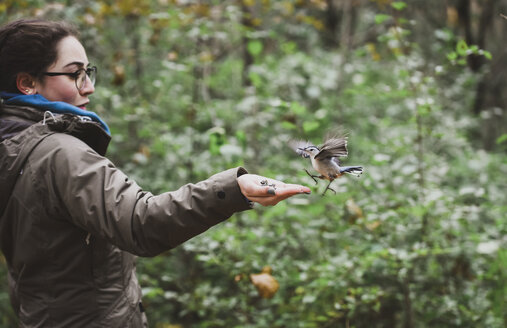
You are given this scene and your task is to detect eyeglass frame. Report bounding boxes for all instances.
[42,66,97,91]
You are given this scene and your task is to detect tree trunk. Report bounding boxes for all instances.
[340,0,353,51]
[241,2,254,86]
[402,273,414,328]
[323,0,341,47]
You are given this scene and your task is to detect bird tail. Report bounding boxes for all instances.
[340,166,363,177]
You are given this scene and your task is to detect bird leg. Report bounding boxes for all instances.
[304,168,320,184]
[322,180,336,195]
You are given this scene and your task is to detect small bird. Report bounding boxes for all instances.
[290,136,363,195]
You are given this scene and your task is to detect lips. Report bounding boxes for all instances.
[77,102,89,110]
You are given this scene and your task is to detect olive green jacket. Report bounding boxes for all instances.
[0,104,251,327]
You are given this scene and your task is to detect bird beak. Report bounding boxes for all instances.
[297,147,310,158]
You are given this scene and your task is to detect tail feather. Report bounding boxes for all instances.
[340,166,363,177]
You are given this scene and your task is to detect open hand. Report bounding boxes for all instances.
[237,174,311,206]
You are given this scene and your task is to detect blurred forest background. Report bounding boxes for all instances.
[1,0,506,327]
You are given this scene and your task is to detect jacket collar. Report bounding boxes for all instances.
[0,103,111,156]
[0,92,110,135]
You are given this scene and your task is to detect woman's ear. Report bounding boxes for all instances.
[16,73,37,95]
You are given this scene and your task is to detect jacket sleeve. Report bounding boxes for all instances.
[35,133,252,257]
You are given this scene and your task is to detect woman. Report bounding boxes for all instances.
[0,19,310,327]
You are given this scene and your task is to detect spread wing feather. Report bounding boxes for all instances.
[315,137,348,160]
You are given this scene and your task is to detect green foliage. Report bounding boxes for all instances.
[447,40,492,66]
[1,1,506,328]
[247,40,264,57]
[391,2,408,11]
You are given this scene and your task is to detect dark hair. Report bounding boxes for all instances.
[0,19,78,93]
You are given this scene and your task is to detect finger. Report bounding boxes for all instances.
[254,191,301,206]
[273,184,311,196]
[241,188,273,200]
[245,187,310,206]
[245,196,280,206]
[246,184,310,198]
[252,185,297,197]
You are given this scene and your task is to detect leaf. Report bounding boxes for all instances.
[290,101,307,115]
[457,58,467,66]
[209,132,225,156]
[303,121,320,133]
[446,52,457,61]
[112,65,125,86]
[142,287,164,298]
[391,2,407,11]
[281,121,297,130]
[247,40,263,56]
[496,134,507,144]
[345,198,363,223]
[482,50,493,60]
[236,130,247,148]
[456,40,468,56]
[417,105,431,116]
[248,71,262,87]
[374,14,391,24]
[281,41,297,54]
[365,221,381,231]
[250,266,280,299]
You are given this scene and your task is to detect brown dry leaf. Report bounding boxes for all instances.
[139,145,150,158]
[112,65,125,86]
[155,324,183,328]
[250,266,279,299]
[167,52,178,61]
[365,220,381,231]
[345,198,363,223]
[447,6,459,27]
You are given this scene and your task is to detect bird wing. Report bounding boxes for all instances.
[331,157,342,166]
[315,137,348,160]
[289,139,313,158]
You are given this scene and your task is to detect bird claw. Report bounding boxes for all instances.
[303,169,337,195]
[322,187,336,196]
[303,168,319,184]
[322,180,336,196]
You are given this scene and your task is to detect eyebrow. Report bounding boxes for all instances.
[63,61,90,68]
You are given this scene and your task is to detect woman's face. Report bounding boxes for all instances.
[35,36,94,110]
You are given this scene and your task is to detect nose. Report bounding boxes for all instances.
[80,74,95,96]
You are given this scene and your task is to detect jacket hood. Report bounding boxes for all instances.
[0,119,32,143]
[0,123,55,219]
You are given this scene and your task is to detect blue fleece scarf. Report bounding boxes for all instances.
[0,92,110,135]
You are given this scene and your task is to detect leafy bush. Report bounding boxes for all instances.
[0,1,505,327]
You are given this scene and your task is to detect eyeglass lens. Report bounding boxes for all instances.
[77,67,96,90]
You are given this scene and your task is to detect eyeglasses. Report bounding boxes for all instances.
[43,66,97,91]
